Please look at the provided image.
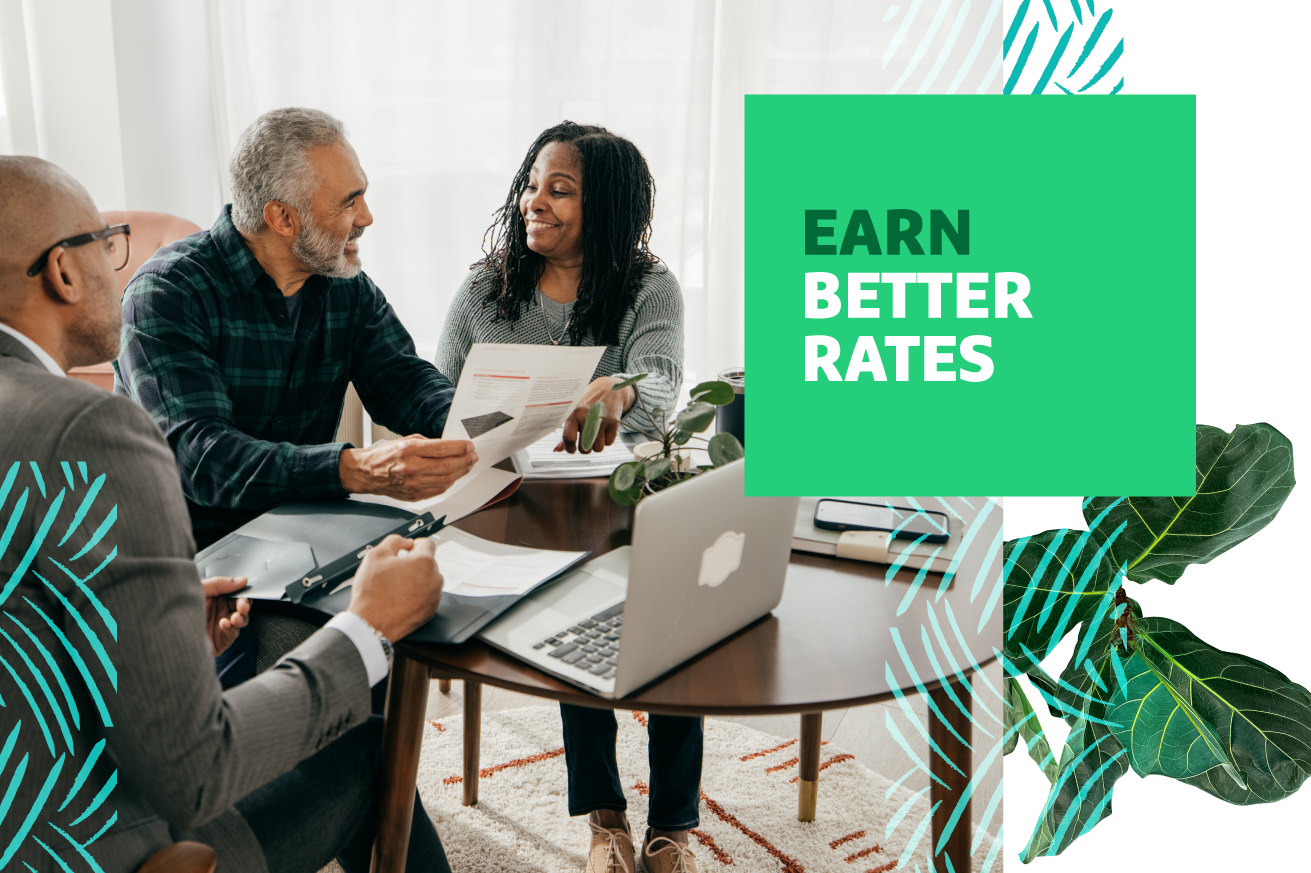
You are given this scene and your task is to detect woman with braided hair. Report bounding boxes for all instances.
[435,123,698,873]
[436,120,684,454]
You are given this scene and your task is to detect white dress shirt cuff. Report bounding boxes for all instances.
[325,612,389,687]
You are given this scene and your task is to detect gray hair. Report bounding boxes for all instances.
[228,107,347,235]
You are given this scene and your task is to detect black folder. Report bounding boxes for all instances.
[193,499,583,644]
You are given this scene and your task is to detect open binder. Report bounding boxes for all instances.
[194,495,588,644]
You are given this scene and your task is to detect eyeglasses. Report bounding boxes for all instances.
[26,224,132,277]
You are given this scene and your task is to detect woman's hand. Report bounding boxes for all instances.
[558,376,635,453]
[203,575,251,657]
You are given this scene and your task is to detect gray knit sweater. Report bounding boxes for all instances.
[435,265,685,433]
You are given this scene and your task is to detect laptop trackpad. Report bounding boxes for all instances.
[530,569,626,617]
[527,547,630,615]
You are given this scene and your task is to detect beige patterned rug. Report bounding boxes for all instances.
[326,706,997,873]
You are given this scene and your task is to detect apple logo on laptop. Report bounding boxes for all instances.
[698,531,745,587]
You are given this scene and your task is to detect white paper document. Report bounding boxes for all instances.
[442,343,607,478]
[512,429,635,479]
[351,343,604,520]
[430,527,586,597]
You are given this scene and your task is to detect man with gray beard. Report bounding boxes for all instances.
[115,108,477,686]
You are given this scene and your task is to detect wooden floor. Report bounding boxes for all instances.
[423,658,1004,827]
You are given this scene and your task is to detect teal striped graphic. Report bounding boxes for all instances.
[881,0,1007,94]
[878,497,1005,872]
[1003,0,1123,94]
[0,462,116,869]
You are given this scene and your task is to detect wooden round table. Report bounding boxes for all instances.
[371,480,1001,873]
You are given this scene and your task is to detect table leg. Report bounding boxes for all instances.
[929,676,972,873]
[370,654,431,873]
[462,680,482,807]
[797,711,822,821]
[438,679,451,694]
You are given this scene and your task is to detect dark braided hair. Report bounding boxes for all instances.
[476,121,660,346]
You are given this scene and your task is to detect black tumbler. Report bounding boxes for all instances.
[715,367,745,447]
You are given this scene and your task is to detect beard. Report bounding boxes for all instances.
[292,215,364,279]
[67,269,122,368]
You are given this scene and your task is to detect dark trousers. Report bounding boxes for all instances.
[217,606,389,713]
[233,716,450,873]
[560,703,703,831]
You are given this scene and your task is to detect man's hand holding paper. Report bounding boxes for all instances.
[339,435,478,501]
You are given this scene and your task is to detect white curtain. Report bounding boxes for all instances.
[2,0,1003,388]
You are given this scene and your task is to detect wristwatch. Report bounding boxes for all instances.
[351,611,393,667]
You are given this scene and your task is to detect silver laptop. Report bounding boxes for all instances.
[477,458,799,698]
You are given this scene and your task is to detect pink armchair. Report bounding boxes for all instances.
[67,210,202,390]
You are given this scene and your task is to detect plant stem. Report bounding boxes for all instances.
[1113,586,1135,649]
[633,384,662,434]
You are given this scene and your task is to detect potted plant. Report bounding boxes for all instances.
[578,374,744,506]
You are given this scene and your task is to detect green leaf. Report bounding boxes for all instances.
[1021,718,1132,862]
[1005,676,1060,783]
[613,462,637,491]
[707,432,744,467]
[688,380,735,405]
[612,373,649,391]
[643,457,672,481]
[608,463,642,506]
[1107,650,1247,788]
[1003,528,1122,678]
[673,401,717,435]
[1133,616,1311,804]
[672,429,693,446]
[581,401,605,450]
[1083,423,1295,584]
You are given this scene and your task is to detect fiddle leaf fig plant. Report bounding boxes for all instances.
[1003,422,1307,861]
[578,374,743,507]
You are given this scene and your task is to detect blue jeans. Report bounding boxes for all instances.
[560,703,703,831]
[234,716,450,873]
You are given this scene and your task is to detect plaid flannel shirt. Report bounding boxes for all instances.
[114,205,454,547]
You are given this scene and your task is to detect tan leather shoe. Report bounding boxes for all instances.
[588,816,635,873]
[641,831,699,873]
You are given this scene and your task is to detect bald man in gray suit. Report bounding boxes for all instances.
[0,157,450,872]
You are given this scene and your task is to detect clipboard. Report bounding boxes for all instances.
[284,511,445,604]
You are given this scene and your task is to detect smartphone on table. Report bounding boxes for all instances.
[813,499,950,544]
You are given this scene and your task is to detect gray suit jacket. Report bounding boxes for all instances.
[0,332,373,872]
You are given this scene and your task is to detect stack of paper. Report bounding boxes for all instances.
[512,429,636,479]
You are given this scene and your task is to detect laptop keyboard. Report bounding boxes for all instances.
[533,602,624,681]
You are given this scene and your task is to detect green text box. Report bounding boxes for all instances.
[745,95,1195,496]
